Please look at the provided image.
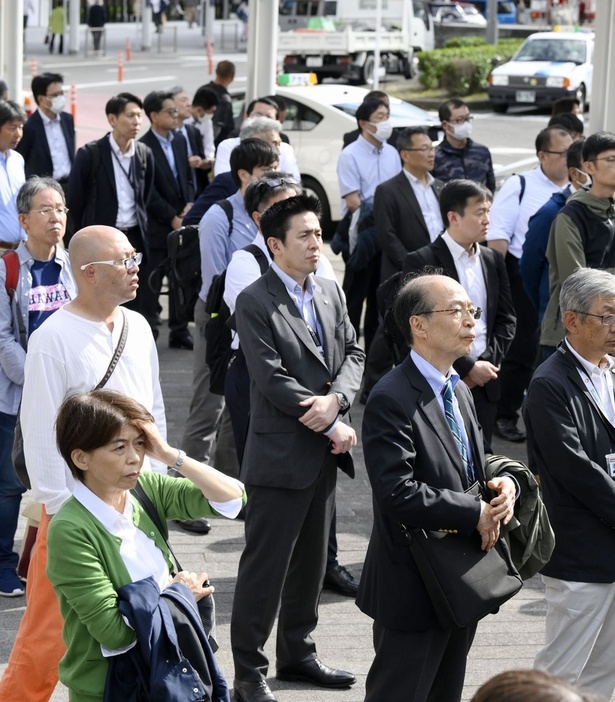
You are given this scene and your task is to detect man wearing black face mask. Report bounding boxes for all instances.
[432,98,495,194]
[15,73,75,190]
[540,131,615,357]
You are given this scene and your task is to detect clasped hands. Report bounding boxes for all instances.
[476,476,516,552]
[298,394,356,455]
[169,570,214,602]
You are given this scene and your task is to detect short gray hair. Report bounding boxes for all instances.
[393,270,442,346]
[16,176,65,214]
[559,268,615,321]
[239,116,281,140]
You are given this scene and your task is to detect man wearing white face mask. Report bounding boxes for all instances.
[336,97,401,355]
[433,99,495,194]
[16,73,75,192]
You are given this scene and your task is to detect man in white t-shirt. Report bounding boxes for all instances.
[0,225,165,702]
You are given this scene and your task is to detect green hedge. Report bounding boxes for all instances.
[417,39,523,96]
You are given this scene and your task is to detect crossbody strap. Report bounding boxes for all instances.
[95,310,128,390]
[131,482,183,576]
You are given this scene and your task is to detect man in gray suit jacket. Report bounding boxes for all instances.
[231,195,365,702]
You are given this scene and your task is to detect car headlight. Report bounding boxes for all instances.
[546,76,566,88]
[490,75,509,86]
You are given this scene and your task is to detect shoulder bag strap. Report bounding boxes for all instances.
[94,310,128,390]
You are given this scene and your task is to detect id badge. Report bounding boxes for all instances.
[606,453,615,479]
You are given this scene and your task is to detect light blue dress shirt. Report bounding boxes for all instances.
[0,149,26,243]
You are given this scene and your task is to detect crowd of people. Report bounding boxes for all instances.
[1,55,615,702]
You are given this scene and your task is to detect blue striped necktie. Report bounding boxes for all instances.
[442,379,475,483]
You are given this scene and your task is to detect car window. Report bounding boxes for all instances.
[282,97,323,132]
[515,38,587,63]
[497,1,514,12]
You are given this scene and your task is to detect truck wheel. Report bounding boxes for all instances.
[302,176,333,238]
[403,56,414,79]
[576,84,587,112]
[360,55,375,85]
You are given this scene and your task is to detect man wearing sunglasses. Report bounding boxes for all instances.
[541,131,615,357]
[0,224,166,702]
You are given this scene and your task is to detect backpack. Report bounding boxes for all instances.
[2,250,26,350]
[205,243,268,395]
[152,199,233,325]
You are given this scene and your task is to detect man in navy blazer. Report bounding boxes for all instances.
[358,272,516,702]
[231,195,364,702]
[524,267,615,700]
[140,90,194,346]
[403,180,516,444]
[16,73,75,186]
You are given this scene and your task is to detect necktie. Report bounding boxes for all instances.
[441,379,475,484]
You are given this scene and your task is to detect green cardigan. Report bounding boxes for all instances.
[47,471,245,702]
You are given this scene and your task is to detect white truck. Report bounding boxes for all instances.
[278,0,435,84]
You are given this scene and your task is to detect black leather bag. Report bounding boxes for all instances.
[400,521,523,629]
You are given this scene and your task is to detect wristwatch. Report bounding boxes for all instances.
[333,392,350,413]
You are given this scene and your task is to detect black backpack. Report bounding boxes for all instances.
[205,244,268,395]
[151,199,233,324]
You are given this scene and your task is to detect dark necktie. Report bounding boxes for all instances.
[442,379,475,483]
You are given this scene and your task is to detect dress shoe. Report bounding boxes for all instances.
[276,658,356,688]
[169,330,194,350]
[233,679,277,702]
[323,563,358,597]
[174,518,211,534]
[494,418,526,442]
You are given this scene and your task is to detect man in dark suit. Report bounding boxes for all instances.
[67,92,154,316]
[140,90,194,347]
[403,180,516,444]
[358,272,516,702]
[524,267,615,700]
[171,85,210,198]
[205,60,236,147]
[16,72,75,188]
[231,195,365,702]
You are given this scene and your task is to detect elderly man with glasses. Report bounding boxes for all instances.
[0,223,165,702]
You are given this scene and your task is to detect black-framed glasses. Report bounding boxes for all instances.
[161,108,179,116]
[592,156,615,166]
[572,310,615,326]
[543,149,569,157]
[28,206,69,217]
[401,146,436,153]
[446,115,474,124]
[418,307,482,320]
[80,252,143,271]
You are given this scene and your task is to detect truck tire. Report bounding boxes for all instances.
[403,56,414,79]
[360,54,375,85]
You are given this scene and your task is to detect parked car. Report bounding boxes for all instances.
[487,30,594,113]
[231,84,439,233]
[428,1,487,25]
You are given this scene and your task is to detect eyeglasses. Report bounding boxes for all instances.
[419,307,483,320]
[572,310,615,326]
[161,108,179,116]
[401,146,436,153]
[46,90,65,99]
[446,115,474,124]
[592,156,615,166]
[28,206,69,217]
[264,176,298,188]
[543,149,569,158]
[80,252,143,271]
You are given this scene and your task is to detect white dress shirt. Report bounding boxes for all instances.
[441,232,488,358]
[39,109,72,180]
[403,169,444,242]
[108,134,138,229]
[565,338,615,427]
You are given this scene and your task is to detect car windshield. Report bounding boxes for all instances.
[515,38,587,64]
[333,97,434,126]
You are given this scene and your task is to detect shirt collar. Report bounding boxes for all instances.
[38,109,58,125]
[73,480,134,534]
[271,261,316,297]
[109,132,135,158]
[410,348,460,396]
[357,133,384,154]
[152,128,174,146]
[564,337,615,375]
[403,168,435,187]
[441,231,479,260]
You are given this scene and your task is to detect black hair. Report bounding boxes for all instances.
[397,126,429,151]
[0,100,26,129]
[551,96,581,116]
[105,92,143,116]
[439,179,492,226]
[535,126,570,154]
[566,139,584,170]
[259,193,322,248]
[438,98,467,123]
[31,72,64,102]
[246,96,279,119]
[243,171,302,218]
[393,272,440,347]
[142,90,174,119]
[582,131,615,163]
[548,113,583,136]
[192,86,218,110]
[355,98,388,129]
[229,138,279,187]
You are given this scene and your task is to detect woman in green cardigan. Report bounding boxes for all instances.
[46,389,246,702]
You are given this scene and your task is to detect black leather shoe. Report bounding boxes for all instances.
[276,658,356,688]
[233,679,277,702]
[494,418,526,442]
[174,518,211,534]
[169,330,194,350]
[323,564,358,597]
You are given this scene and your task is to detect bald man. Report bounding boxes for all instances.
[0,226,166,701]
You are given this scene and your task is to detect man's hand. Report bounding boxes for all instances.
[476,501,501,551]
[299,394,339,432]
[171,215,183,231]
[188,155,201,169]
[463,361,499,389]
[328,422,357,454]
[487,476,516,526]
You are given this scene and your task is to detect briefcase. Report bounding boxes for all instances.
[400,522,523,629]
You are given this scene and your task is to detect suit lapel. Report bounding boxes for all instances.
[401,356,467,483]
[399,174,429,238]
[432,237,460,281]
[455,386,485,481]
[267,270,329,369]
[479,250,496,339]
[147,132,180,196]
[34,112,53,171]
[313,283,335,371]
